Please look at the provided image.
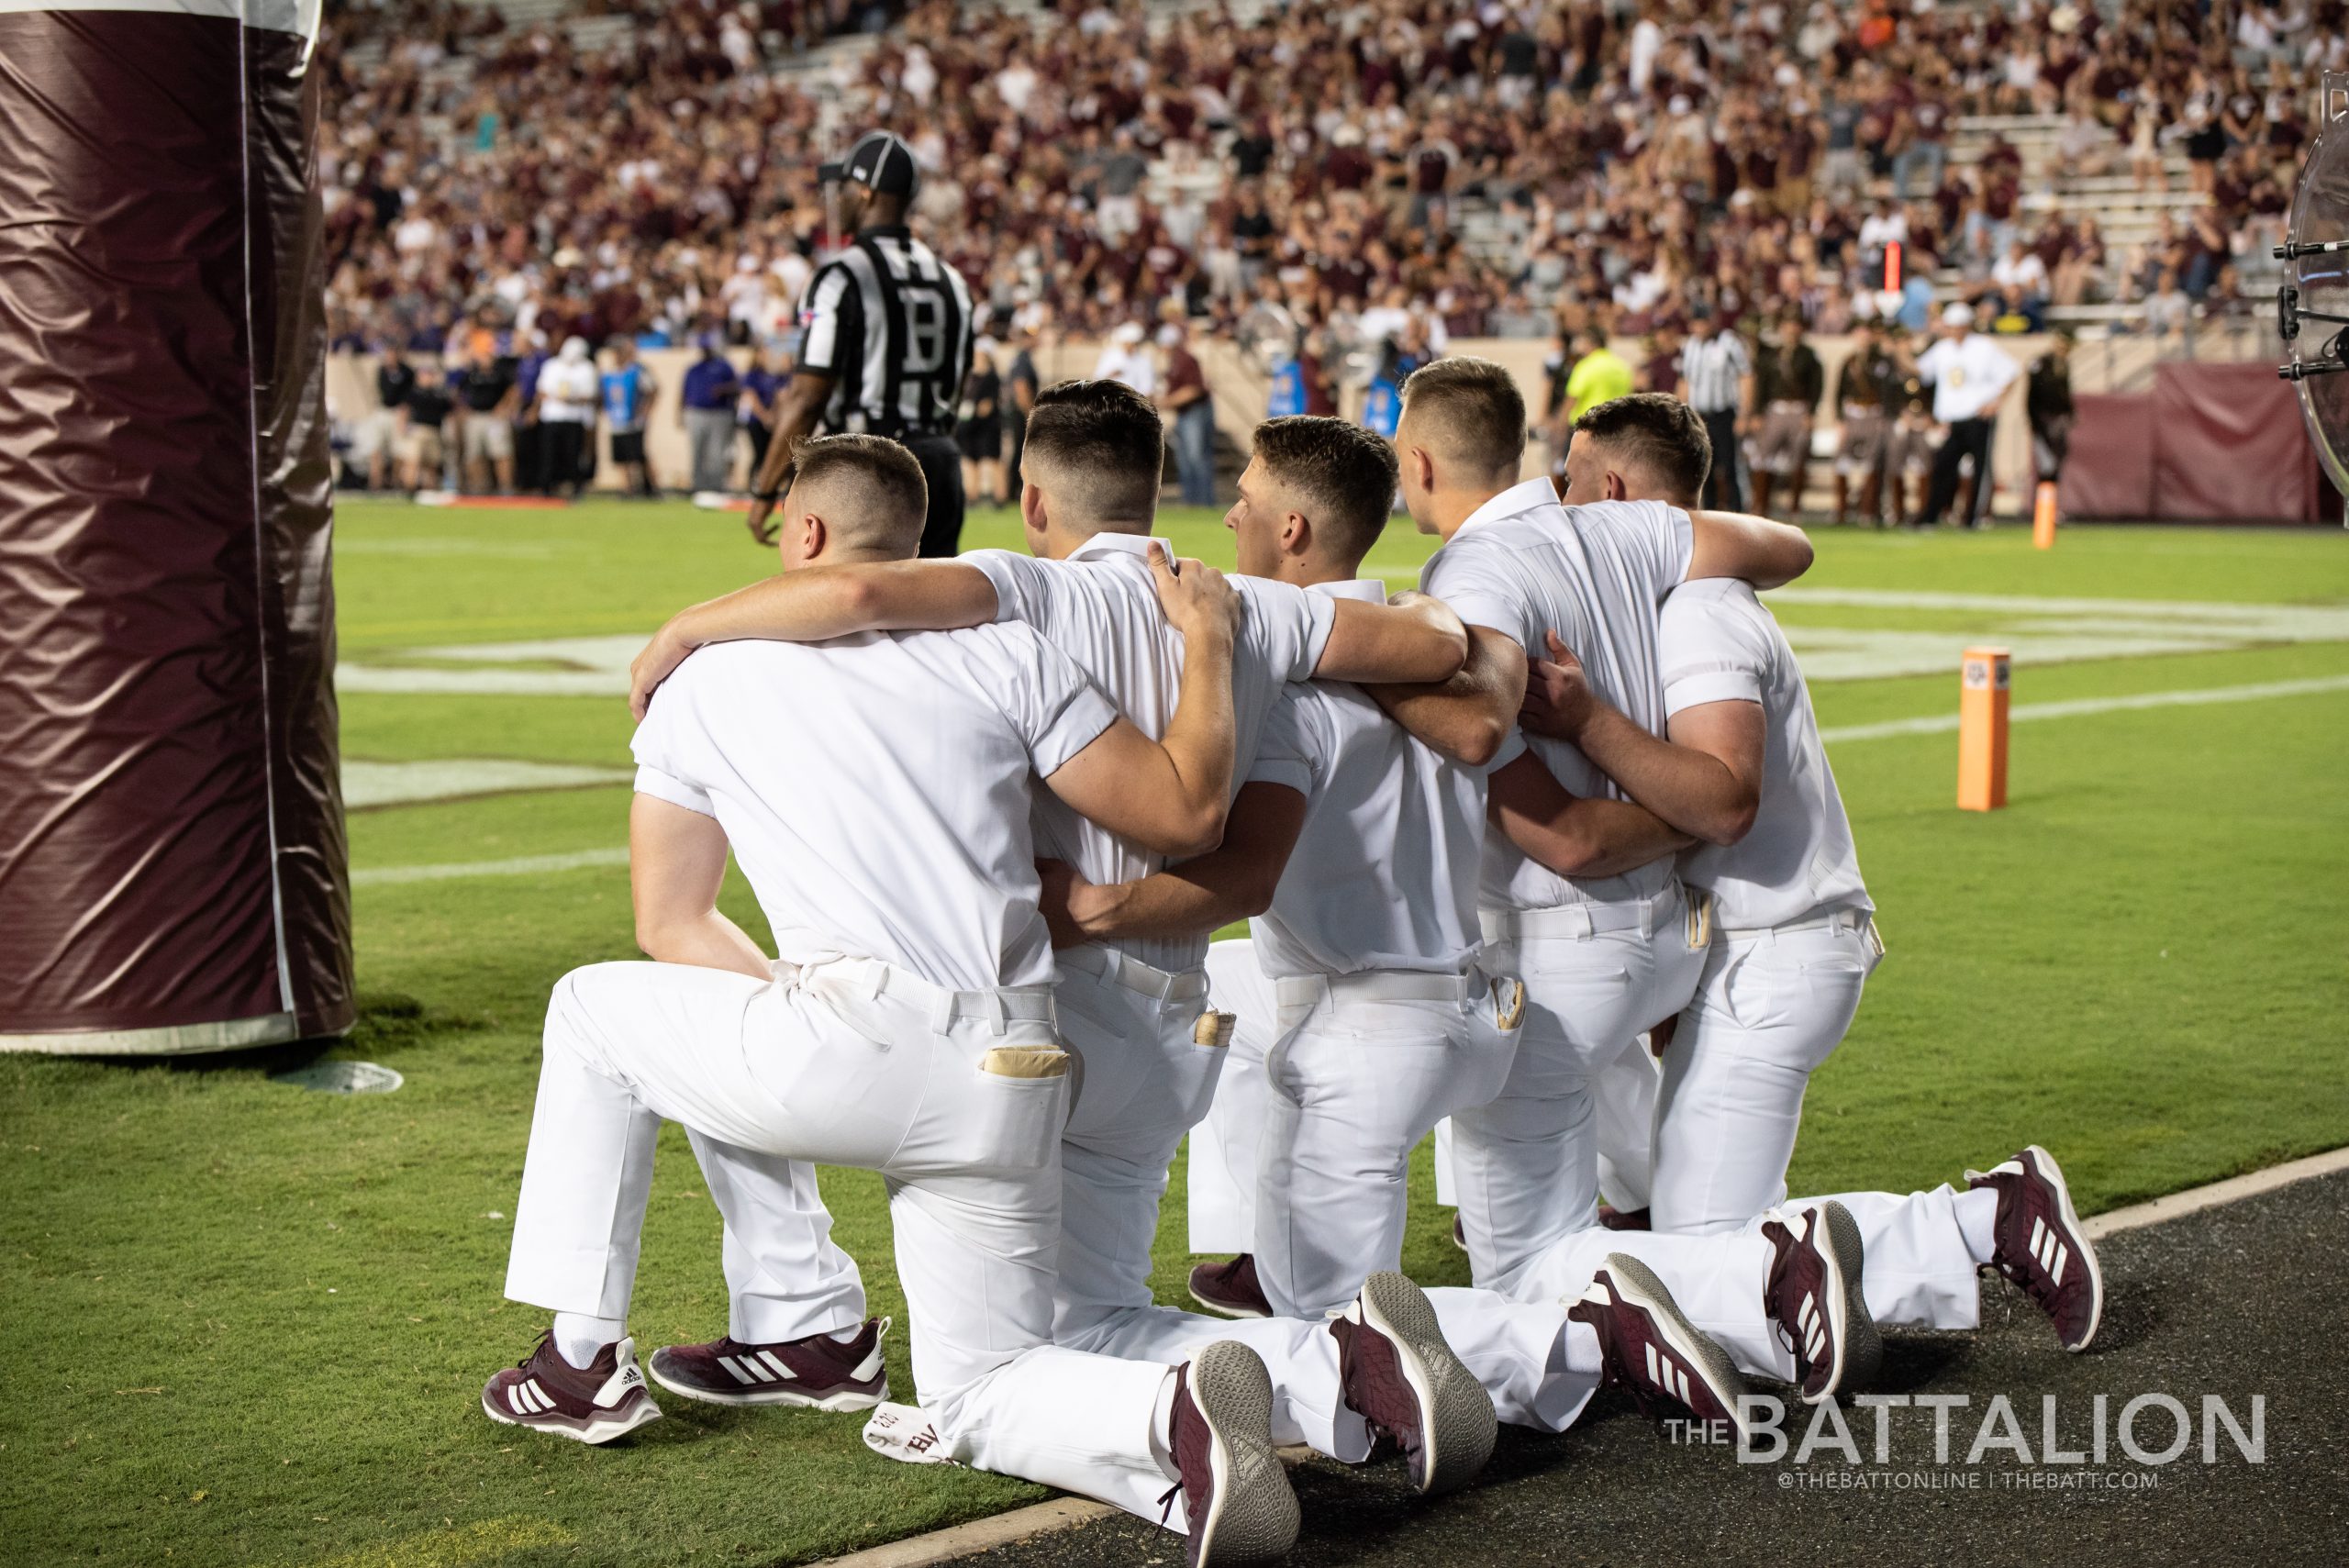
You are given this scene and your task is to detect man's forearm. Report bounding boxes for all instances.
[1367,624,1528,767]
[1574,703,1750,843]
[638,909,773,981]
[673,561,997,646]
[1494,791,1694,880]
[1156,625,1238,837]
[1063,862,1258,945]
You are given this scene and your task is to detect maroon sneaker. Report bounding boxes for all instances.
[1451,1213,1467,1253]
[1598,1205,1653,1231]
[1967,1145,2104,1351]
[649,1317,891,1410]
[1187,1254,1271,1319]
[1568,1256,1754,1445]
[1161,1342,1298,1566]
[482,1331,662,1445]
[1760,1202,1875,1404]
[1329,1272,1497,1496]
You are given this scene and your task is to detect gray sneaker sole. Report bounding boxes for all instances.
[1819,1200,1885,1391]
[1357,1271,1497,1496]
[1189,1341,1300,1567]
[1600,1253,1754,1443]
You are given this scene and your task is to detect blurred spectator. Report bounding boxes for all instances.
[455,340,519,493]
[600,338,657,497]
[680,337,742,493]
[398,362,455,492]
[2027,335,2076,484]
[1677,308,1753,511]
[1749,313,1823,518]
[1003,326,1040,497]
[538,337,599,499]
[959,339,1005,507]
[367,347,415,491]
[1916,303,2019,528]
[1094,322,1156,396]
[1830,317,1900,527]
[1158,319,1216,509]
[740,341,790,483]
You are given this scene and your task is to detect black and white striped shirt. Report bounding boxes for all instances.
[1678,332,1753,414]
[796,226,974,441]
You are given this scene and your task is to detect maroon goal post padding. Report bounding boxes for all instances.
[0,2,352,1052]
[2060,361,2330,524]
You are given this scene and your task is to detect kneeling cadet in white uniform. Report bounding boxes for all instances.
[1518,394,2103,1352]
[490,435,1304,1565]
[1358,358,1889,1405]
[628,388,1520,1511]
[1073,417,1871,1444]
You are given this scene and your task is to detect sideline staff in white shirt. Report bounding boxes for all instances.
[1913,303,2021,529]
[1522,394,2104,1352]
[491,435,1319,1553]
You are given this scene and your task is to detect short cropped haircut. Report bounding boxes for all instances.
[1398,356,1527,479]
[1250,417,1398,567]
[790,433,928,554]
[1572,394,1712,506]
[1021,378,1164,519]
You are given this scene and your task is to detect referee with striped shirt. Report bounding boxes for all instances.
[745,131,974,556]
[1675,306,1755,512]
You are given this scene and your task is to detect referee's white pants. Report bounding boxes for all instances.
[501,958,1182,1527]
[1451,889,1706,1301]
[1647,921,1995,1330]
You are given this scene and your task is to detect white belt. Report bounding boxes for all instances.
[1717,907,1878,945]
[1058,944,1211,1004]
[774,955,1057,1034]
[1274,967,1486,1010]
[1482,884,1681,943]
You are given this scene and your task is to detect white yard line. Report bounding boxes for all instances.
[351,848,630,887]
[351,673,2349,885]
[1820,673,2349,743]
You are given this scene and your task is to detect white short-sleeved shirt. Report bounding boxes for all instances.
[1659,578,1870,930]
[1914,333,2020,423]
[965,531,1336,975]
[1418,482,1692,912]
[1245,579,1487,980]
[631,629,1116,993]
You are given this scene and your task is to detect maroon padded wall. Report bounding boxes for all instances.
[2061,364,2325,524]
[0,10,351,1051]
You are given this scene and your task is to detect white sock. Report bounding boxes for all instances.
[553,1312,625,1369]
[1562,1317,1604,1378]
[1955,1186,2000,1266]
[1148,1369,1181,1480]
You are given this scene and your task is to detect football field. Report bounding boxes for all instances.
[6,501,2348,1568]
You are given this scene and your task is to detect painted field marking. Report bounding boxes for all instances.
[350,673,2349,885]
[1820,673,2349,744]
[343,759,634,808]
[352,848,630,888]
[336,592,2349,695]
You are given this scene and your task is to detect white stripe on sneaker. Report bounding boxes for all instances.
[757,1350,796,1380]
[720,1355,761,1385]
[2049,1243,2067,1285]
[1646,1342,1662,1385]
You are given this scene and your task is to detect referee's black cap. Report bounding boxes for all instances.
[818,131,920,201]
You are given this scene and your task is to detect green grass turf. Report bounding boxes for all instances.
[6,500,2348,1567]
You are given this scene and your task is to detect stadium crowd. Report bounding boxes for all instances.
[322,0,2327,358]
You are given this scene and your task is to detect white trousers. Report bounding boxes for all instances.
[1651,922,1878,1232]
[502,958,1182,1527]
[1452,890,1706,1300]
[1648,920,1993,1332]
[1052,951,1228,1345]
[1259,971,1520,1318]
[1435,1040,1660,1212]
